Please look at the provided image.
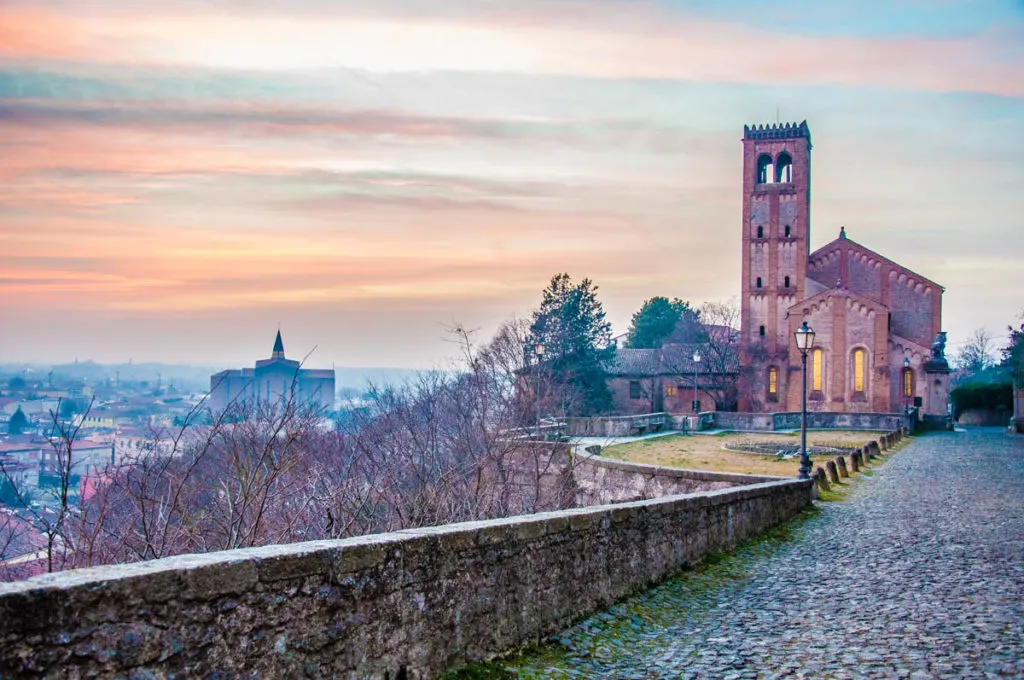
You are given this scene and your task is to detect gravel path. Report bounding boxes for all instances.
[507,427,1024,679]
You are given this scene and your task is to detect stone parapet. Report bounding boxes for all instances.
[0,476,812,679]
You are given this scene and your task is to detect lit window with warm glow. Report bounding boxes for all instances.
[768,367,778,396]
[904,368,913,397]
[812,349,823,392]
[853,349,866,393]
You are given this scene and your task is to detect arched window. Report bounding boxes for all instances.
[812,349,823,392]
[759,325,766,338]
[784,275,791,288]
[756,154,773,184]
[756,277,762,289]
[784,225,791,238]
[775,152,793,183]
[756,225,763,238]
[767,367,778,399]
[853,349,866,393]
[903,367,913,397]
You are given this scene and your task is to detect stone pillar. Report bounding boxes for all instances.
[825,460,840,485]
[923,332,951,422]
[835,456,849,478]
[815,466,830,491]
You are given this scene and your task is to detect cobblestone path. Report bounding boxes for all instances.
[505,428,1024,679]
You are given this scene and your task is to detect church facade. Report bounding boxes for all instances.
[209,332,335,413]
[737,121,949,416]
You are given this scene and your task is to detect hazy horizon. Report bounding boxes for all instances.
[2,0,1022,368]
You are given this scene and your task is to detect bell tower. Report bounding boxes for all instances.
[738,121,812,412]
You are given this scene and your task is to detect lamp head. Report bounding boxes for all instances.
[904,357,910,367]
[794,321,815,351]
[693,350,701,363]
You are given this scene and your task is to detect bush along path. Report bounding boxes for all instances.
[451,427,1024,679]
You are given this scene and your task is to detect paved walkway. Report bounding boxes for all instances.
[509,427,1024,679]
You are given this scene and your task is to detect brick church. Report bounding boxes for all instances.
[737,121,949,416]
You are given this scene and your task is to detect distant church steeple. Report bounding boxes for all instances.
[272,330,285,359]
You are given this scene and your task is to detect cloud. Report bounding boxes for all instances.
[1,3,1021,96]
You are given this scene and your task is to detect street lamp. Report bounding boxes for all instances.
[793,321,815,480]
[692,350,702,414]
[530,314,547,440]
[534,341,545,439]
[903,357,911,415]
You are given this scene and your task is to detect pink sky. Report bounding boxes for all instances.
[1,0,1022,368]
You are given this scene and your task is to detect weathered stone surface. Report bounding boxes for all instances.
[836,456,850,478]
[814,466,830,492]
[0,468,813,679]
[506,427,1024,680]
[850,450,861,472]
[825,460,841,485]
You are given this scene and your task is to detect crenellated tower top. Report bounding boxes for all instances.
[743,121,812,146]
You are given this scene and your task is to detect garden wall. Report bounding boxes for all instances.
[709,411,909,432]
[0,475,812,679]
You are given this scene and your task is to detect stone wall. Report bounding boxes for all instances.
[564,412,670,437]
[0,476,812,679]
[772,411,908,432]
[710,411,775,431]
[571,455,777,506]
[709,410,908,432]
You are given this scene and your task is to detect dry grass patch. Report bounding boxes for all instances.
[600,430,882,477]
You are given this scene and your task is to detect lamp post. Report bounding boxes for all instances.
[794,321,815,480]
[903,357,911,414]
[529,314,547,440]
[534,341,545,439]
[692,350,701,414]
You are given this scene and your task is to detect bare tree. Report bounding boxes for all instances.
[696,300,741,411]
[953,327,997,377]
[3,323,584,582]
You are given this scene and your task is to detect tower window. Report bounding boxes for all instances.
[812,349,823,392]
[767,367,778,398]
[775,152,793,183]
[784,225,791,238]
[756,277,762,289]
[784,276,790,288]
[756,226,763,238]
[759,325,766,338]
[756,154,773,184]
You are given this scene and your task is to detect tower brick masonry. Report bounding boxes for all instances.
[737,121,947,415]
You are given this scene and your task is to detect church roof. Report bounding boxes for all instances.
[273,330,285,355]
[809,228,944,292]
[787,283,888,316]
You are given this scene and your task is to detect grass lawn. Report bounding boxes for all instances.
[600,430,883,477]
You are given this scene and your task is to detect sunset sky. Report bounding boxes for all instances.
[1,0,1022,370]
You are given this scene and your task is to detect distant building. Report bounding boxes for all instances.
[208,331,335,413]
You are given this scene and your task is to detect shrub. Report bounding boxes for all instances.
[950,382,1012,420]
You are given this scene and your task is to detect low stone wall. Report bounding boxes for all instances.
[956,408,1011,426]
[564,412,669,437]
[0,476,812,679]
[710,412,775,431]
[571,455,778,506]
[709,411,909,432]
